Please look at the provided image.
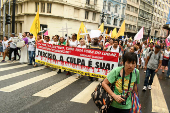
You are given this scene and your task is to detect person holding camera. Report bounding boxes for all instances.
[102,52,140,113]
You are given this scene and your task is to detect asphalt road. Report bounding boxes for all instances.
[0,61,169,113]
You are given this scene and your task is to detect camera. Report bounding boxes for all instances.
[121,96,127,105]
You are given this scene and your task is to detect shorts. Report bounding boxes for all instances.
[0,46,3,52]
[162,59,168,66]
[3,49,6,52]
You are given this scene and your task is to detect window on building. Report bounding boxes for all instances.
[94,0,97,5]
[115,5,118,13]
[92,12,96,21]
[131,6,134,12]
[35,2,39,12]
[122,7,125,15]
[103,1,106,10]
[125,24,128,29]
[86,0,90,5]
[108,3,111,11]
[136,0,139,3]
[20,23,22,33]
[41,3,45,13]
[20,4,22,13]
[135,8,138,13]
[129,25,132,30]
[126,14,129,20]
[114,19,117,26]
[85,11,89,19]
[127,5,130,11]
[16,5,18,14]
[47,3,52,13]
[133,26,136,31]
[120,20,123,26]
[107,17,111,24]
[15,23,17,34]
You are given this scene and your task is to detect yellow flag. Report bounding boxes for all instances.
[111,28,117,38]
[150,39,153,43]
[106,28,108,38]
[116,20,125,38]
[98,23,104,33]
[30,5,40,40]
[77,22,88,41]
[129,37,132,40]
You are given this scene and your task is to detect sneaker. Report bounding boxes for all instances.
[1,60,5,62]
[13,60,16,63]
[148,85,152,90]
[144,71,146,73]
[7,60,12,63]
[142,86,147,91]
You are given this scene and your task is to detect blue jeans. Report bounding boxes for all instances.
[166,60,170,77]
[144,68,155,86]
[28,51,35,64]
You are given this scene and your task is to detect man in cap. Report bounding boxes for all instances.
[143,45,162,91]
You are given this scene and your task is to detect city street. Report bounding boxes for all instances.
[0,61,169,113]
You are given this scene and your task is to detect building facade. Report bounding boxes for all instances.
[102,0,126,32]
[0,0,103,38]
[137,0,154,39]
[151,0,170,39]
[125,0,140,38]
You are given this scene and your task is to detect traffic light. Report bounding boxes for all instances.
[6,14,11,25]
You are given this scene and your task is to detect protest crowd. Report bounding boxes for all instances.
[0,30,169,113]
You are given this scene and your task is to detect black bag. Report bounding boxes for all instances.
[91,80,115,113]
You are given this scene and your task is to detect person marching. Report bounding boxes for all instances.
[27,34,36,65]
[143,45,162,91]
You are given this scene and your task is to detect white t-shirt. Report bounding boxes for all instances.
[127,42,132,46]
[2,40,9,50]
[49,41,59,45]
[28,38,36,51]
[107,45,122,56]
[9,37,17,48]
[163,50,170,59]
[69,40,78,47]
[77,45,86,48]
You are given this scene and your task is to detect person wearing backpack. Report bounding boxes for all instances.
[143,45,162,91]
[102,52,140,113]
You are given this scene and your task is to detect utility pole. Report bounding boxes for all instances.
[8,0,10,38]
[3,0,6,38]
[12,0,16,33]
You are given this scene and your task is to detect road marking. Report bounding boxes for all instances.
[0,67,45,81]
[33,74,78,97]
[0,71,57,92]
[0,64,28,72]
[0,61,19,66]
[70,80,101,104]
[151,74,169,113]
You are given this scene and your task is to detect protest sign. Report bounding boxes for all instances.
[35,43,119,78]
